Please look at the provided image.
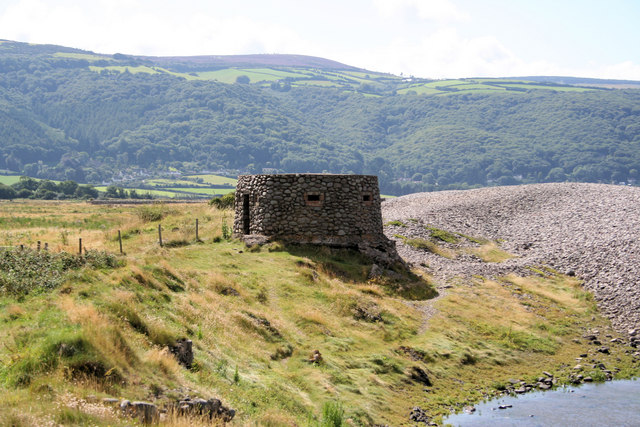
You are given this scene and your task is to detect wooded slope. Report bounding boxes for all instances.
[1,40,639,195]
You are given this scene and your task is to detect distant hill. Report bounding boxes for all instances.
[0,39,639,195]
[138,53,362,71]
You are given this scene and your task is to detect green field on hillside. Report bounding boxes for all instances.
[184,174,238,186]
[166,187,234,196]
[193,68,301,84]
[145,179,211,188]
[0,175,21,186]
[93,186,173,198]
[398,78,595,95]
[293,79,343,87]
[89,65,161,75]
[54,52,113,62]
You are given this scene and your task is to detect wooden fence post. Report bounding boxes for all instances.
[158,224,163,247]
[196,218,199,241]
[78,238,82,255]
[37,241,41,251]
[118,230,123,254]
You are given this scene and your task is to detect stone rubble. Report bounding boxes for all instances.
[382,183,640,335]
[103,394,235,424]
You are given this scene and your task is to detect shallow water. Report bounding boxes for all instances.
[444,379,640,427]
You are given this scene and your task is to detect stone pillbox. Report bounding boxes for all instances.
[233,174,384,246]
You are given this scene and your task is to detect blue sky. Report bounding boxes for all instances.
[0,0,638,79]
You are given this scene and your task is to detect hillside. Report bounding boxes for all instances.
[1,187,639,425]
[1,40,640,195]
[137,53,361,71]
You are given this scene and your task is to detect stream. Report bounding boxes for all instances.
[444,379,640,427]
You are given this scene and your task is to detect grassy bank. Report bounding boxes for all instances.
[0,201,637,425]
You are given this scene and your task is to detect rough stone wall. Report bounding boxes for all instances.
[233,174,385,246]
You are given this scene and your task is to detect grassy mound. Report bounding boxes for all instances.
[0,201,637,425]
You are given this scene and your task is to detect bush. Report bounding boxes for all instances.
[0,183,17,199]
[0,248,122,295]
[136,205,172,222]
[209,192,235,209]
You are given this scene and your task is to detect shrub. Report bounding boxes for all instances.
[221,218,232,240]
[0,248,122,295]
[136,205,173,222]
[209,192,235,209]
[320,401,345,427]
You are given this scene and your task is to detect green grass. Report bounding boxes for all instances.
[54,52,112,62]
[425,226,459,243]
[469,242,515,262]
[192,68,308,84]
[0,175,22,185]
[0,212,111,230]
[0,201,636,426]
[499,83,592,92]
[183,174,237,186]
[166,187,234,196]
[145,178,211,188]
[397,78,594,96]
[385,220,406,227]
[293,80,343,88]
[89,65,160,75]
[403,237,455,258]
[94,186,181,198]
[398,86,444,95]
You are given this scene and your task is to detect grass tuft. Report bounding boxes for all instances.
[469,242,514,262]
[404,238,456,258]
[426,226,459,243]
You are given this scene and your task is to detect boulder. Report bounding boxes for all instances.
[175,396,235,422]
[409,406,430,423]
[409,367,432,386]
[121,400,158,424]
[169,338,193,369]
[308,349,323,364]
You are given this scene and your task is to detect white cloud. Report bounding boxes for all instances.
[596,61,640,81]
[0,0,306,56]
[1,0,638,80]
[336,27,640,81]
[372,0,469,23]
[343,28,520,78]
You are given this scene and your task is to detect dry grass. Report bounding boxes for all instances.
[468,242,514,262]
[404,237,457,258]
[502,274,592,314]
[144,348,181,376]
[0,201,637,426]
[5,304,25,320]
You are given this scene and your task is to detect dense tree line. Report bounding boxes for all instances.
[1,41,639,195]
[0,177,98,200]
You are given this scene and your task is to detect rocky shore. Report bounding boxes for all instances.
[382,183,640,335]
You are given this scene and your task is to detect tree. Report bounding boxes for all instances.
[235,75,250,84]
[545,167,566,182]
[14,176,39,191]
[105,185,119,198]
[74,185,98,199]
[58,180,79,196]
[0,183,17,199]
